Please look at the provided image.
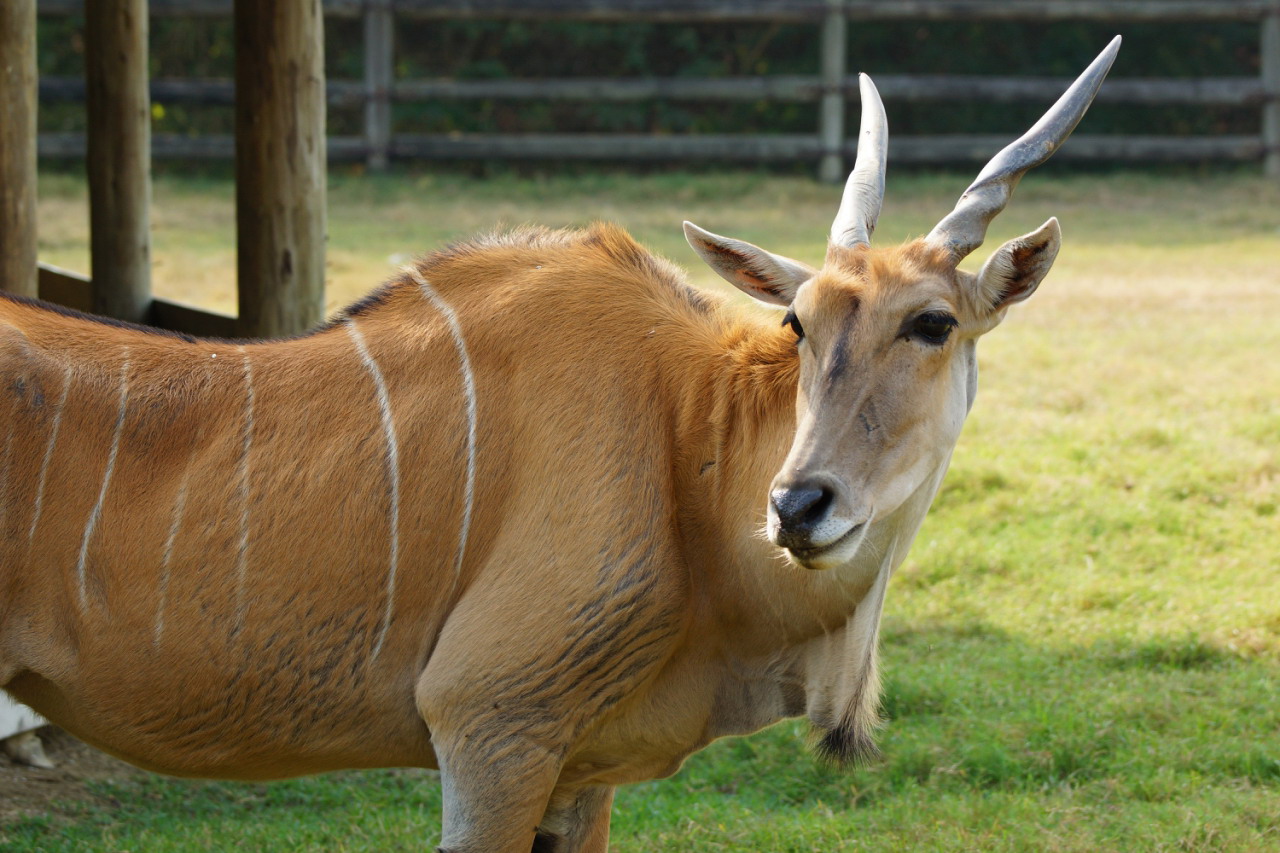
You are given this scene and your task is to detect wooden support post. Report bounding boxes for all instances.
[1263,8,1280,178]
[235,0,328,338]
[818,0,847,183]
[85,0,152,322]
[0,0,39,297]
[364,0,394,171]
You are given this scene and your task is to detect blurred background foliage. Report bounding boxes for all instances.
[35,14,1262,144]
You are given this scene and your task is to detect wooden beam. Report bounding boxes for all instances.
[235,0,328,338]
[393,75,822,101]
[817,0,847,183]
[38,131,1265,165]
[34,0,1279,20]
[879,133,1265,163]
[1263,10,1280,178]
[364,0,394,171]
[150,298,239,338]
[0,0,38,298]
[389,0,1276,22]
[38,263,239,338]
[38,133,368,161]
[391,132,825,160]
[39,73,1268,108]
[85,0,152,323]
[871,75,1268,106]
[391,132,1264,162]
[37,262,93,312]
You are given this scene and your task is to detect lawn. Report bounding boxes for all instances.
[5,166,1280,851]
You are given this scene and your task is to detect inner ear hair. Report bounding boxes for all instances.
[976,218,1061,310]
[683,221,814,307]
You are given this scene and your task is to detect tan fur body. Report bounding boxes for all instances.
[0,226,956,849]
[1,37,1117,847]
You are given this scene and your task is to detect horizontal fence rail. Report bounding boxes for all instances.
[34,0,1280,176]
[34,0,1280,21]
[37,75,1269,107]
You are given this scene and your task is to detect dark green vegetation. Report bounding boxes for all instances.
[4,170,1278,850]
[35,13,1263,141]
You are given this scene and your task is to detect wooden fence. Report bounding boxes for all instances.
[35,0,1280,179]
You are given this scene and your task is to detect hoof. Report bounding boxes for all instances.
[3,729,55,769]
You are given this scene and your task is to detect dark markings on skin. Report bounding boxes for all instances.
[821,303,861,397]
[460,537,679,760]
[825,338,850,390]
[128,606,381,757]
[674,281,714,315]
[9,375,46,414]
[609,540,659,595]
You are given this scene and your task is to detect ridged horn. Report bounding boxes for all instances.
[829,74,888,249]
[925,36,1121,263]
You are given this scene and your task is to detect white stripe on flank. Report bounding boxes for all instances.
[346,318,401,661]
[153,475,190,647]
[28,363,74,544]
[234,347,255,629]
[76,352,131,612]
[403,266,477,584]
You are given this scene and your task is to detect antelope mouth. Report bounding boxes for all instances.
[786,521,867,569]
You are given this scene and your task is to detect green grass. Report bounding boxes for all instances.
[6,167,1280,851]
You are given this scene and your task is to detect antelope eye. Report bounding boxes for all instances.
[782,309,805,342]
[909,311,958,346]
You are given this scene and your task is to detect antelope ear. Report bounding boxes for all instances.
[974,218,1062,311]
[683,221,815,306]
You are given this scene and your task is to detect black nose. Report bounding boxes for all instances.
[770,481,835,548]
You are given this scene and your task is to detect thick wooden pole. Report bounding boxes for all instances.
[1263,9,1280,179]
[818,0,847,183]
[1,0,39,298]
[85,0,152,322]
[235,0,328,338]
[364,0,394,171]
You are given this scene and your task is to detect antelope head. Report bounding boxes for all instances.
[686,38,1120,572]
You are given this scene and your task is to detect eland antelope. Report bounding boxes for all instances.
[0,40,1118,853]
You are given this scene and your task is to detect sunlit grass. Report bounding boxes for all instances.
[7,167,1279,850]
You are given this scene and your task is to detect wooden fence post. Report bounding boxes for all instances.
[364,0,394,171]
[1263,6,1280,178]
[84,0,152,322]
[235,0,328,338]
[85,0,153,323]
[818,0,847,183]
[0,0,39,298]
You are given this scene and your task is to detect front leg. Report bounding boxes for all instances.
[537,786,616,853]
[432,731,565,853]
[419,530,683,851]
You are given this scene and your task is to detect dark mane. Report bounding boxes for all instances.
[0,289,206,344]
[0,280,409,346]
